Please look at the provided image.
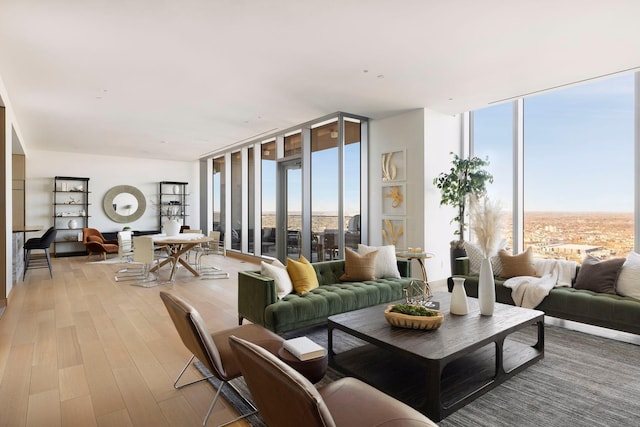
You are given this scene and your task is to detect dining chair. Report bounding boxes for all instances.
[117,230,134,261]
[183,229,203,264]
[195,231,226,270]
[23,226,57,280]
[229,336,439,427]
[115,236,167,286]
[159,291,283,427]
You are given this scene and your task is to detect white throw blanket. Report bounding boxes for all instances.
[502,259,577,308]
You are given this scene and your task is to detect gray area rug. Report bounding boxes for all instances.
[200,324,640,426]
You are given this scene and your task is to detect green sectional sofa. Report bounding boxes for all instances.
[238,259,413,333]
[448,257,640,335]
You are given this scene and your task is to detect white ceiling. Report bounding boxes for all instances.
[2,1,640,161]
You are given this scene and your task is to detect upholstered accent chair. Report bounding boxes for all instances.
[229,336,439,427]
[82,228,118,260]
[159,292,283,426]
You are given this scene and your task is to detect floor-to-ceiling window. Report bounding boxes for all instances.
[472,104,514,251]
[472,73,635,261]
[212,156,225,238]
[247,146,255,254]
[261,140,277,257]
[523,74,634,261]
[344,118,362,250]
[311,120,339,262]
[231,151,242,251]
[207,113,368,261]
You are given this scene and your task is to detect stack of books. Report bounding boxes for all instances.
[283,336,326,361]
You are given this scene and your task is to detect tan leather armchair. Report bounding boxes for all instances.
[229,335,439,427]
[159,291,283,426]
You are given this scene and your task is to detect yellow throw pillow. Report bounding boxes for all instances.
[287,256,319,294]
[340,247,378,281]
[498,247,536,279]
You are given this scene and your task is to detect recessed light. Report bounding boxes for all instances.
[363,69,369,73]
[377,74,384,79]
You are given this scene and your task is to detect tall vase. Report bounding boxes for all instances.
[450,277,469,315]
[478,257,495,316]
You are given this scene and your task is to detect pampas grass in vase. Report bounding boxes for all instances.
[470,195,502,315]
[470,195,503,259]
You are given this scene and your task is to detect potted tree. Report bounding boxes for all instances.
[433,153,493,270]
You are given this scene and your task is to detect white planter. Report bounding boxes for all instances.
[478,258,495,316]
[450,277,469,315]
[173,185,180,195]
[163,219,181,236]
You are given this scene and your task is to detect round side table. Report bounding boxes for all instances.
[277,346,328,384]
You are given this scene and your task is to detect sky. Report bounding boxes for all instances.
[473,73,634,213]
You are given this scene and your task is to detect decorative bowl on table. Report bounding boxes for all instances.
[384,304,443,330]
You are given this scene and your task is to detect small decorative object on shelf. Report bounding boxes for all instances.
[68,219,78,229]
[450,276,469,315]
[384,304,443,330]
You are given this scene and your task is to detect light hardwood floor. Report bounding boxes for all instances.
[0,253,261,427]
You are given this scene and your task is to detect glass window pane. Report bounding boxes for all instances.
[248,147,255,254]
[472,104,513,252]
[311,121,339,261]
[212,156,225,242]
[261,141,277,257]
[231,151,242,250]
[344,119,361,250]
[284,133,301,157]
[524,74,634,261]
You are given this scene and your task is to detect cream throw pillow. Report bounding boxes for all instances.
[286,256,319,294]
[498,247,536,279]
[357,244,401,279]
[463,240,504,277]
[612,252,640,299]
[261,259,293,299]
[340,248,378,281]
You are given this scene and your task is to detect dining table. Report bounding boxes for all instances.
[150,233,214,281]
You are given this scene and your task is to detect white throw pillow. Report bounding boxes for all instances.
[357,244,401,279]
[616,251,640,300]
[261,259,293,299]
[463,240,504,277]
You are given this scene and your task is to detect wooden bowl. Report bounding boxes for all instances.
[384,305,443,330]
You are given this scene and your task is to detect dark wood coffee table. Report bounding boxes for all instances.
[328,291,544,421]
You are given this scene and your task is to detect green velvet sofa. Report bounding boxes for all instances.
[448,257,640,335]
[238,259,413,333]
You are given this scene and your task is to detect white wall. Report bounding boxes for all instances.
[25,150,200,238]
[369,108,461,281]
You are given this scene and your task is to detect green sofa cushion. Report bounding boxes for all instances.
[264,277,410,332]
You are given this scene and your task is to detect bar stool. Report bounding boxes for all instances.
[24,226,57,280]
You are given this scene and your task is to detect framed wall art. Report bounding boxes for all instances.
[381,218,406,250]
[382,183,406,215]
[381,150,406,182]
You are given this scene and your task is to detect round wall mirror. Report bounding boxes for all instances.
[103,185,147,223]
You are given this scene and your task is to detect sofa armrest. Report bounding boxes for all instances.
[397,259,411,278]
[238,271,278,327]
